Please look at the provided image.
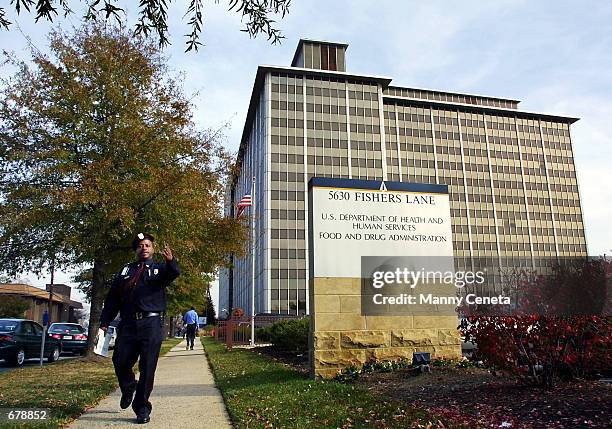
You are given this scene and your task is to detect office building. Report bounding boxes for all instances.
[219,39,587,316]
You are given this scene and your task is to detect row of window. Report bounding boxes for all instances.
[306,139,347,149]
[350,158,383,168]
[541,125,569,134]
[550,183,579,193]
[308,87,379,100]
[385,115,570,142]
[546,155,575,164]
[385,87,518,109]
[464,163,497,172]
[487,121,520,131]
[385,112,430,123]
[542,140,573,151]
[395,128,433,138]
[271,209,307,220]
[349,123,380,134]
[271,153,305,164]
[271,171,304,182]
[396,143,435,152]
[436,146,473,155]
[456,209,495,218]
[306,103,346,113]
[498,242,535,251]
[354,141,383,151]
[272,135,303,145]
[271,191,305,201]
[452,223,584,237]
[272,83,303,94]
[278,108,571,140]
[269,288,306,300]
[433,115,459,125]
[547,168,576,179]
[554,228,586,237]
[271,229,306,239]
[491,165,523,174]
[403,159,436,168]
[271,101,303,111]
[454,242,536,251]
[558,244,587,252]
[271,248,307,259]
[310,156,349,166]
[271,269,307,279]
[525,212,554,220]
[555,213,582,222]
[532,197,581,207]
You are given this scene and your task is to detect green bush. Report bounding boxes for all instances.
[255,326,272,342]
[269,318,309,353]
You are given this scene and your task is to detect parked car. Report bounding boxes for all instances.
[0,319,62,366]
[48,322,88,356]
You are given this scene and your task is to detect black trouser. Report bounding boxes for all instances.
[112,316,163,416]
[186,323,197,348]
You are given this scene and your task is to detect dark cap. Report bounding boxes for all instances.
[132,232,155,250]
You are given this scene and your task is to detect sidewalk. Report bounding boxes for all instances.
[69,339,232,428]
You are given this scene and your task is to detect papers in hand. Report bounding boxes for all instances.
[93,329,112,357]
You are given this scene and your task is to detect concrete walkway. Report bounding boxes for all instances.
[69,339,233,428]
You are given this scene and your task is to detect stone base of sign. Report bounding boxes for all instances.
[309,277,462,379]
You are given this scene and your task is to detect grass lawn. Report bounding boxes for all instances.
[201,337,444,429]
[0,337,182,428]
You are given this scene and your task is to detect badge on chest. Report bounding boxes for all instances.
[146,267,160,279]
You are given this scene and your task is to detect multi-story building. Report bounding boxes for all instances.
[220,39,587,317]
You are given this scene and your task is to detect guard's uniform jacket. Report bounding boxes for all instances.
[100,258,180,326]
[99,257,180,417]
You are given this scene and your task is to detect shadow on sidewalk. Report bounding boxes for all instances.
[161,351,205,358]
[151,383,223,397]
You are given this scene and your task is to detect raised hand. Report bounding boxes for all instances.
[162,244,173,262]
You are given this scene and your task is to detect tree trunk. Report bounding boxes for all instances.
[169,316,176,337]
[86,258,107,357]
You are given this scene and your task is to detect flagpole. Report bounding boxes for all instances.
[250,175,256,346]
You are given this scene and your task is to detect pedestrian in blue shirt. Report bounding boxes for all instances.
[183,306,199,350]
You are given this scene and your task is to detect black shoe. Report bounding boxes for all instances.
[136,411,150,424]
[120,388,135,409]
[190,346,194,350]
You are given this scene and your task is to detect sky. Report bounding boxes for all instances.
[1,0,611,308]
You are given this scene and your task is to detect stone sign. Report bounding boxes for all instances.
[308,177,462,378]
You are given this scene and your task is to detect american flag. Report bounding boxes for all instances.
[236,194,252,217]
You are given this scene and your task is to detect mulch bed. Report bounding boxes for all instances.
[249,347,611,428]
[354,366,612,429]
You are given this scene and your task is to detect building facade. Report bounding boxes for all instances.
[220,39,587,317]
[0,283,83,323]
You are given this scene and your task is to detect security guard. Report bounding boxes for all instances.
[100,233,180,424]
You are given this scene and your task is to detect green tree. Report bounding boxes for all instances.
[0,296,30,318]
[0,22,246,355]
[204,283,217,325]
[0,0,291,52]
[167,271,210,316]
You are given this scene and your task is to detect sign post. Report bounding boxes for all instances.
[39,310,49,367]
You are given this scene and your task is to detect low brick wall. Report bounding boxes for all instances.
[309,277,462,378]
